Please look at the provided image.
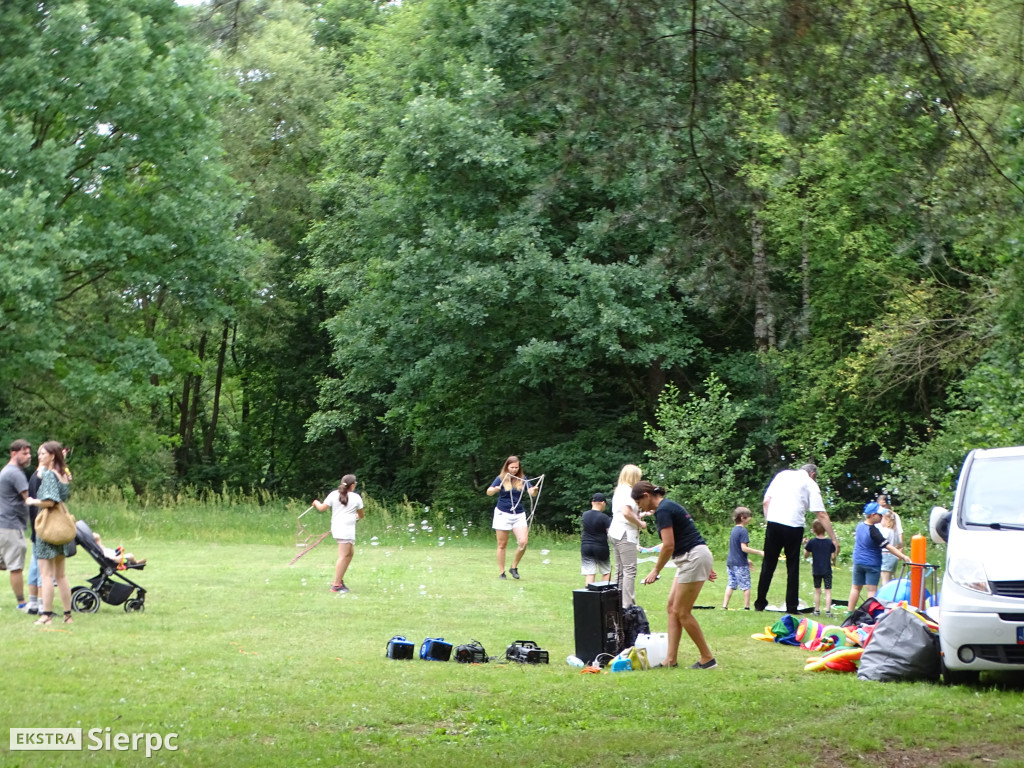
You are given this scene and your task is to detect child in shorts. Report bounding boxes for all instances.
[804,520,837,615]
[580,493,611,585]
[723,507,763,610]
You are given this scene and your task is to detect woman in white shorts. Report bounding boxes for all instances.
[486,456,537,580]
[312,474,364,593]
[633,481,717,670]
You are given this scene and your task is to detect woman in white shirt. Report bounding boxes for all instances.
[608,464,646,608]
[312,474,364,594]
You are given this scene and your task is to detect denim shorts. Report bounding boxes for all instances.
[880,552,898,573]
[852,562,881,587]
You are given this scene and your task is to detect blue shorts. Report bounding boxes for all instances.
[852,563,881,587]
[726,564,751,591]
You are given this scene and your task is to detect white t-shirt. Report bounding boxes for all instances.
[324,490,364,541]
[608,484,641,543]
[763,469,825,528]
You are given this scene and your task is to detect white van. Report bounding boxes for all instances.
[930,446,1024,684]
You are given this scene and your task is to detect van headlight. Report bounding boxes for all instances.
[947,558,992,594]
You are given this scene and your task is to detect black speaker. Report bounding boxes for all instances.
[572,587,623,665]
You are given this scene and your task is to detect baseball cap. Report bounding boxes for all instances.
[591,493,606,503]
[863,502,880,516]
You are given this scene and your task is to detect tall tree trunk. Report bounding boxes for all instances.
[751,204,775,352]
[175,376,192,477]
[800,230,810,338]
[204,319,230,461]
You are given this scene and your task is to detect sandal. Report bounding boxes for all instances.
[63,611,73,625]
[34,611,53,626]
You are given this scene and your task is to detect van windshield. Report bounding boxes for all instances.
[960,455,1024,527]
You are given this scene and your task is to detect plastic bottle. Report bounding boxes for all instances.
[566,655,585,668]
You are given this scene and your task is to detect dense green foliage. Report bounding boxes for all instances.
[4,0,1024,526]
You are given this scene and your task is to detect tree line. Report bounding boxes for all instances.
[3,0,1024,527]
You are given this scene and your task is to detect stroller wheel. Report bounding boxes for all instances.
[71,588,101,614]
[124,598,145,614]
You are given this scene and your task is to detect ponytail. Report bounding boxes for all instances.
[337,474,357,505]
[630,480,665,501]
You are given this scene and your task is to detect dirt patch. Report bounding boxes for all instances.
[820,743,1021,767]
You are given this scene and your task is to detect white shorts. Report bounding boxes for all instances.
[492,508,527,531]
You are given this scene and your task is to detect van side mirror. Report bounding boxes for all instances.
[930,506,951,544]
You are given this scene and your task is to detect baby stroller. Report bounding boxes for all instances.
[70,520,147,613]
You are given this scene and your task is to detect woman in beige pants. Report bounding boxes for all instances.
[608,464,645,607]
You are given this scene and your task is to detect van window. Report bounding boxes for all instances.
[960,455,1024,526]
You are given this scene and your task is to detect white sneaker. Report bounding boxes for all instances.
[16,603,30,613]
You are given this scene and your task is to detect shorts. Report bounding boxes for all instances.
[0,528,27,571]
[581,553,611,576]
[813,573,833,590]
[673,544,713,584]
[726,565,751,591]
[880,552,898,573]
[334,538,355,546]
[492,508,527,531]
[852,562,881,587]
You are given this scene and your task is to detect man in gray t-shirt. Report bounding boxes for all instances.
[0,438,33,611]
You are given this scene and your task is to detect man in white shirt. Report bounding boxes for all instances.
[754,464,839,614]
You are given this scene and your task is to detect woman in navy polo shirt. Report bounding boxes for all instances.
[632,481,717,669]
[486,456,537,580]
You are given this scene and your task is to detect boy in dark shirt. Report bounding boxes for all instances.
[804,520,837,616]
[723,507,763,610]
[580,493,611,585]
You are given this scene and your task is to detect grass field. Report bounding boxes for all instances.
[2,494,1023,767]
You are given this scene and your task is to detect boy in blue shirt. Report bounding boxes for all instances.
[723,507,763,610]
[804,520,837,616]
[847,505,911,611]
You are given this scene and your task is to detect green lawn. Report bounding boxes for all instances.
[3,500,1023,767]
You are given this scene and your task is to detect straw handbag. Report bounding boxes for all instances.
[35,502,76,546]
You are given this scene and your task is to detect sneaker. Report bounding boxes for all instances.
[499,572,507,580]
[509,568,520,580]
[16,602,29,613]
[813,610,821,616]
[689,658,718,670]
[28,605,39,615]
[330,583,350,593]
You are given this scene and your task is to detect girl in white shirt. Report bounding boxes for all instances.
[312,474,364,593]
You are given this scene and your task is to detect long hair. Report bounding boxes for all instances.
[499,456,525,490]
[337,474,357,505]
[630,480,665,501]
[617,463,642,488]
[40,440,67,476]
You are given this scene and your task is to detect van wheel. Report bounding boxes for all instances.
[942,660,980,686]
